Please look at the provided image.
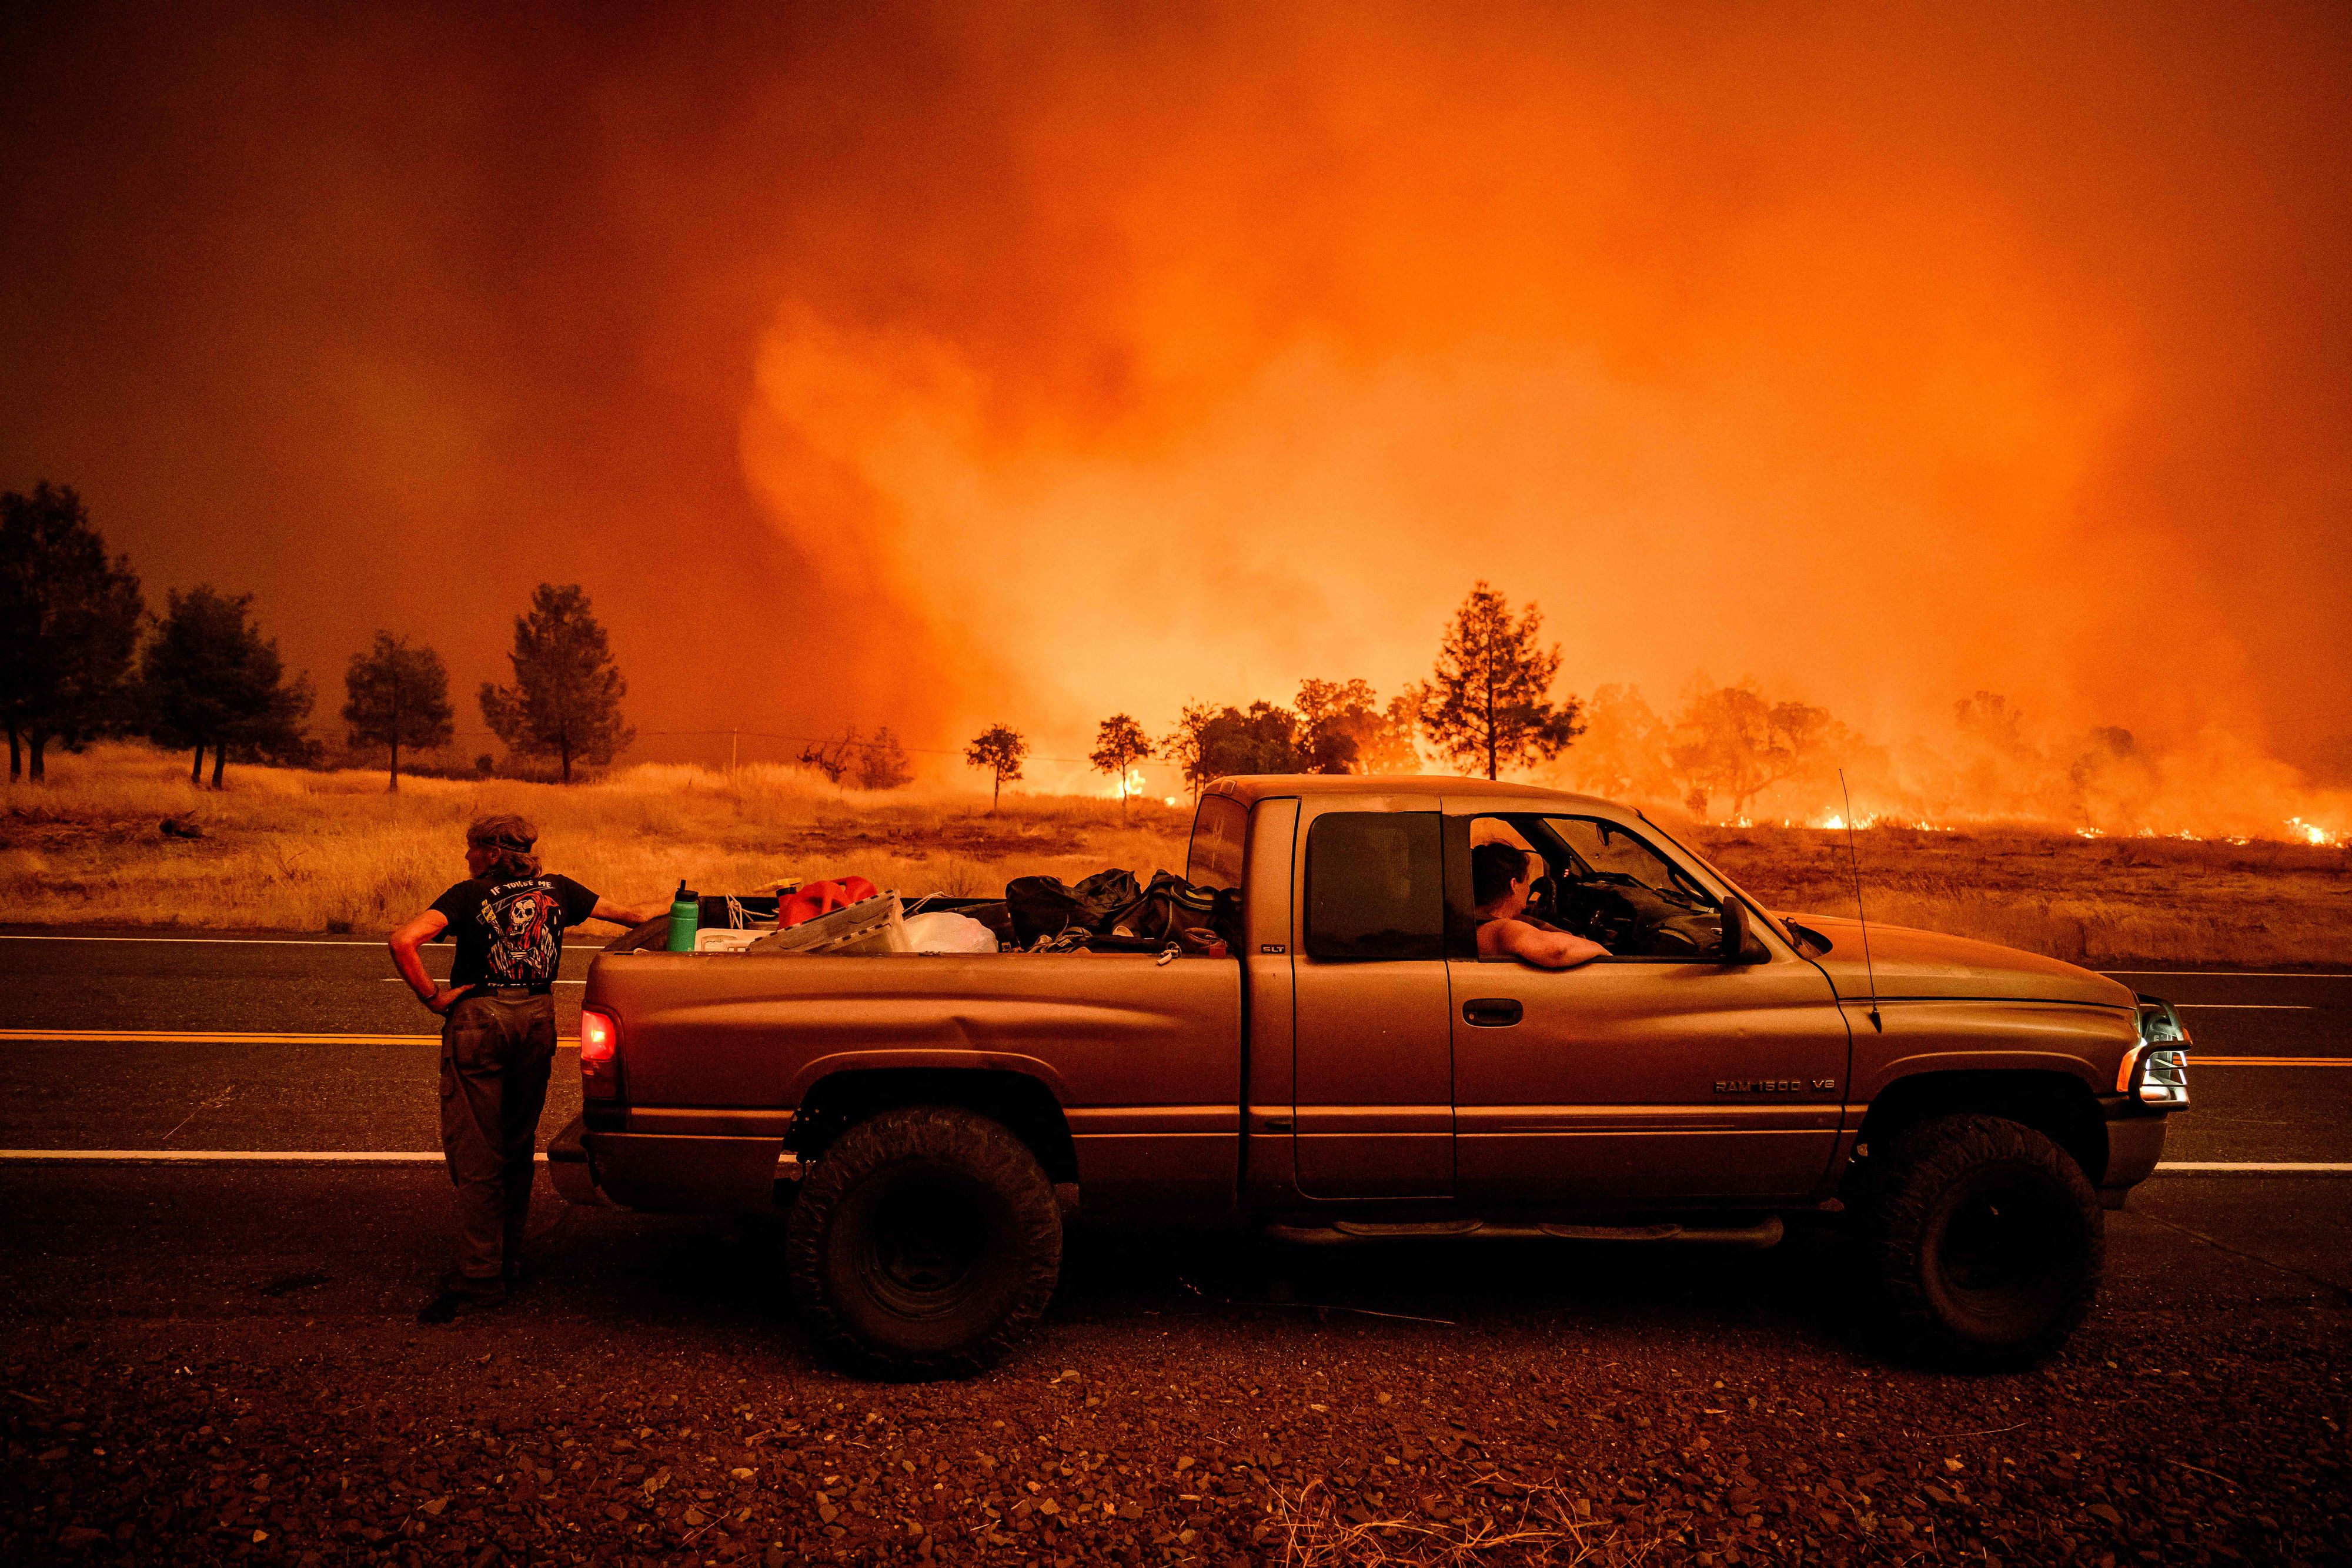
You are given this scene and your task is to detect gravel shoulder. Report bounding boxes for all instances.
[4,1169,2347,1567]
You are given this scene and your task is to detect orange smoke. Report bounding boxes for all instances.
[3,4,2349,826]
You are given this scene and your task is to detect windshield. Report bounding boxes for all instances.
[1632,811,1797,950]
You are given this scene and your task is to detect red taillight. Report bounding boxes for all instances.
[579,1009,619,1067]
[579,1009,620,1099]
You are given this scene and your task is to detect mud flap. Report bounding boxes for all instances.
[547,1113,612,1208]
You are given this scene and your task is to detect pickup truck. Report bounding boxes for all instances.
[549,775,2190,1377]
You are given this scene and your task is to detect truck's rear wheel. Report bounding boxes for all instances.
[786,1105,1062,1378]
[1866,1113,2103,1367]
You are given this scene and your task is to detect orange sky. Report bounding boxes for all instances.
[4,2,2348,792]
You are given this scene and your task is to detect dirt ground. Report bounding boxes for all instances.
[5,1202,2348,1568]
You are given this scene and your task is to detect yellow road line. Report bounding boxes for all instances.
[0,1029,576,1048]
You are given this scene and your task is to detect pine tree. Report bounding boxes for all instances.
[1421,581,1583,780]
[342,633,455,791]
[140,587,315,788]
[478,584,632,783]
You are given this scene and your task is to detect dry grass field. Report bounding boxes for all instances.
[5,743,2347,965]
[1686,821,2352,969]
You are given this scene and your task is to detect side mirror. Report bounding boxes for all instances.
[1719,897,1758,964]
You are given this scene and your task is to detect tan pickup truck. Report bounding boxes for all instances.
[549,775,2190,1376]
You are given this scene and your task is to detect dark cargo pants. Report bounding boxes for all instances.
[439,993,557,1293]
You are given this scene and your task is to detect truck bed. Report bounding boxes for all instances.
[580,948,1245,1216]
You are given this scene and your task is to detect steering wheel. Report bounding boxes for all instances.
[1521,872,1564,928]
[1558,880,1636,951]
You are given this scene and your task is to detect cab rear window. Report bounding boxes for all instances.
[1186,794,1249,890]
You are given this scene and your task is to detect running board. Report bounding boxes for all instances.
[1264,1215,1785,1250]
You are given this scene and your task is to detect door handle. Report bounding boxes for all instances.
[1462,997,1524,1028]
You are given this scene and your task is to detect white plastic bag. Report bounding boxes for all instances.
[902,911,999,953]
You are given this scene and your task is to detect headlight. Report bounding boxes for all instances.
[2121,997,2191,1108]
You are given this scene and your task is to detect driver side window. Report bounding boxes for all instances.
[1468,813,1728,961]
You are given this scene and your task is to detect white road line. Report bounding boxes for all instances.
[1,1151,2335,1175]
[2154,1162,2352,1174]
[0,1149,539,1163]
[0,1029,576,1047]
[376,977,585,985]
[2103,970,2352,978]
[0,934,608,949]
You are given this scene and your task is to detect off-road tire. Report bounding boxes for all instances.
[785,1105,1062,1379]
[1865,1113,2103,1368]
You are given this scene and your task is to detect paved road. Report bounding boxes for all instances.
[2,935,2346,1163]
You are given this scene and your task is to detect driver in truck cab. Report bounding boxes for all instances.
[1472,841,1609,969]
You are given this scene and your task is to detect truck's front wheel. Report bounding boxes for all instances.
[1866,1113,2103,1368]
[786,1105,1063,1378]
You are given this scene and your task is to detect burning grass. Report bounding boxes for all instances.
[4,744,2346,965]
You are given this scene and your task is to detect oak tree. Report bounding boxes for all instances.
[1294,678,1419,774]
[1668,680,1830,820]
[1088,713,1154,815]
[965,724,1028,812]
[856,726,914,791]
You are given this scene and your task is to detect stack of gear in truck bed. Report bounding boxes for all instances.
[1004,868,1234,955]
[664,868,1237,957]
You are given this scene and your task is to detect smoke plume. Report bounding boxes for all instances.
[5,4,2348,830]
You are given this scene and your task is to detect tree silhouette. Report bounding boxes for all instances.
[1293,678,1420,775]
[856,727,913,791]
[342,633,454,791]
[140,587,315,788]
[1,483,144,781]
[965,724,1027,812]
[1198,701,1307,778]
[479,583,632,783]
[1161,703,1216,802]
[1088,714,1154,816]
[1563,683,1675,801]
[798,727,856,790]
[1421,581,1583,780]
[1668,680,1830,820]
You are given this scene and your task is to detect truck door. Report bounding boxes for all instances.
[1291,803,1455,1200]
[1446,809,1849,1205]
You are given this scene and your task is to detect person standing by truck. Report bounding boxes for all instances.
[387,814,663,1323]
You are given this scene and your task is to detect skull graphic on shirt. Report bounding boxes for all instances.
[476,880,562,985]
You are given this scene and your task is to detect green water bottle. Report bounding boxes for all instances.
[667,880,699,952]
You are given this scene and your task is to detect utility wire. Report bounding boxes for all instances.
[633,727,1158,768]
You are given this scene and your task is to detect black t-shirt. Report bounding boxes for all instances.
[429,874,600,990]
